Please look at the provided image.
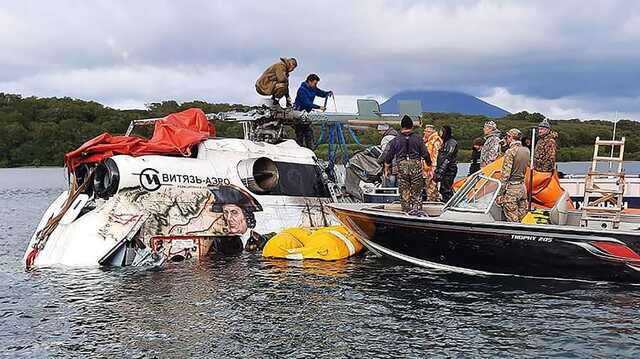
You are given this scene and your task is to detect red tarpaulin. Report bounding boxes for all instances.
[64,108,215,170]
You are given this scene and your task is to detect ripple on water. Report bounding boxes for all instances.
[1,168,640,358]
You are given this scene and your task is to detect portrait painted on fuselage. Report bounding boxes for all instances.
[209,184,265,251]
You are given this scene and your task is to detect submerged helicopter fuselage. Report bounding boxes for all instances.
[24,138,338,269]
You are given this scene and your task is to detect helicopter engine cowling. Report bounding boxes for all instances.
[91,155,230,199]
[237,157,280,194]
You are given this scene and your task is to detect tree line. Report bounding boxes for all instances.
[0,93,636,167]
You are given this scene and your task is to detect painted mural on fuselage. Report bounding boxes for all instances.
[108,178,334,255]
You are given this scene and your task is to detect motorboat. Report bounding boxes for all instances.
[330,138,640,283]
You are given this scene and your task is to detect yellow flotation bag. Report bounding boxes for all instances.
[262,226,363,261]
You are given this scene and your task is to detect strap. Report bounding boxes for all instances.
[404,135,410,156]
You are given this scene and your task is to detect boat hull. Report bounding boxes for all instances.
[331,205,640,283]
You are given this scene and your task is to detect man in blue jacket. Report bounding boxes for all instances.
[293,74,333,148]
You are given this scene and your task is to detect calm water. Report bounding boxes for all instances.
[1,167,640,358]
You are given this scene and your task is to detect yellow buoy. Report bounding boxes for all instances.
[262,226,363,261]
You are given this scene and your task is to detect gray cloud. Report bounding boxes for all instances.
[0,0,639,119]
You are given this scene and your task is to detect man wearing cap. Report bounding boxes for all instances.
[533,119,558,172]
[422,123,442,201]
[209,185,267,252]
[480,121,502,167]
[255,57,298,108]
[497,129,530,222]
[384,115,432,213]
[377,123,399,187]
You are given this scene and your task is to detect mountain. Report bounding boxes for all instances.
[380,90,510,118]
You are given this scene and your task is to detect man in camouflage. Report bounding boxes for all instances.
[255,57,298,107]
[384,115,432,213]
[498,128,531,222]
[422,123,442,201]
[533,119,558,172]
[480,121,502,167]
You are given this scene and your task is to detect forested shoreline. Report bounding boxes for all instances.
[1,93,637,167]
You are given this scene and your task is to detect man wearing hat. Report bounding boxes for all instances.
[480,120,502,167]
[422,123,442,201]
[255,57,298,107]
[498,129,530,222]
[377,123,399,187]
[533,119,558,172]
[209,185,266,252]
[384,115,432,213]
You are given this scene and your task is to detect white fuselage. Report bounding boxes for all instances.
[25,138,338,269]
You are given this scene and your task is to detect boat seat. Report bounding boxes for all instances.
[549,190,570,225]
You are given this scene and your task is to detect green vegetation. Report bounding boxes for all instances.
[0,93,636,167]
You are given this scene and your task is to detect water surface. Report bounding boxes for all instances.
[1,168,639,358]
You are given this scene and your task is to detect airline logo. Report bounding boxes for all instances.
[136,168,230,192]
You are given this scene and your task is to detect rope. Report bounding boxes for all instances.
[336,123,349,164]
[314,122,326,150]
[327,125,336,178]
[347,126,362,145]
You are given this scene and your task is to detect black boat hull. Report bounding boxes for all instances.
[332,206,640,283]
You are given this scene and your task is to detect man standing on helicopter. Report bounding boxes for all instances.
[293,73,333,148]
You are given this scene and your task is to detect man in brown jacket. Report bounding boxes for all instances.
[533,119,558,172]
[255,58,298,107]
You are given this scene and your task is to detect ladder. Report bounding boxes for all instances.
[580,137,626,229]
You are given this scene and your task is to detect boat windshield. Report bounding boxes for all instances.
[445,174,501,213]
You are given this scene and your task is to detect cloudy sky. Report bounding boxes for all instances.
[1,0,639,120]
